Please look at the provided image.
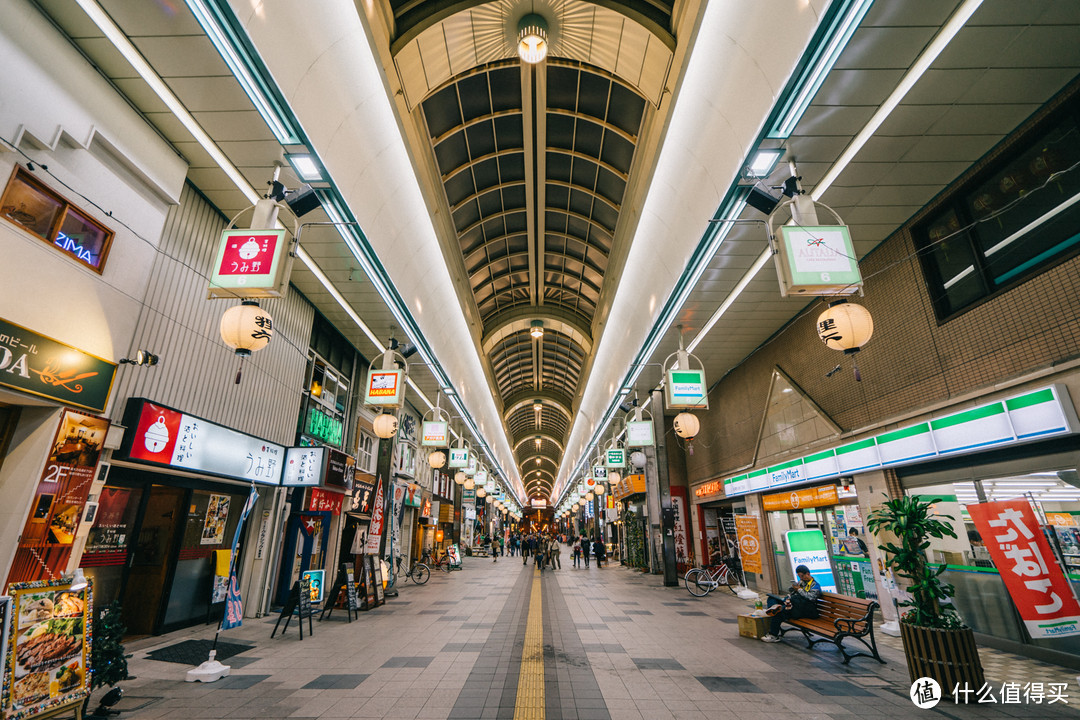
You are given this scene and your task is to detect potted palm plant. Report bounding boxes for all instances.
[866,496,984,690]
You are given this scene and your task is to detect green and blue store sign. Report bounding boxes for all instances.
[722,385,1078,498]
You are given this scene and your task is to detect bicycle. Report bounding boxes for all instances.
[422,549,453,573]
[684,560,737,597]
[395,556,430,585]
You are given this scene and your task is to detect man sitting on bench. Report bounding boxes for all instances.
[761,565,821,643]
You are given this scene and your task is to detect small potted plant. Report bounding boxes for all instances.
[867,496,984,690]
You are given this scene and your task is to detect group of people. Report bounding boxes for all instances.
[480,532,609,571]
[569,535,606,568]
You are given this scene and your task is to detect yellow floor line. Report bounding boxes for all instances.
[513,567,544,720]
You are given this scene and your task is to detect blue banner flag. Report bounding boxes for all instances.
[221,486,258,630]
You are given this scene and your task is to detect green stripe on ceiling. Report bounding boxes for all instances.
[1006,388,1055,411]
[931,403,1005,430]
[836,438,876,455]
[877,423,931,444]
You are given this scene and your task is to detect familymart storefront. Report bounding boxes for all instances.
[696,384,1080,664]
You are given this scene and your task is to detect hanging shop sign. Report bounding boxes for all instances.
[968,499,1080,638]
[719,385,1079,499]
[774,225,862,297]
[350,478,375,515]
[735,516,763,575]
[762,484,838,512]
[305,406,343,447]
[466,456,477,475]
[592,466,607,482]
[1046,513,1078,527]
[783,529,837,592]
[283,447,326,487]
[612,475,646,501]
[474,469,488,486]
[3,578,92,719]
[363,477,385,554]
[531,499,547,508]
[208,227,291,298]
[448,448,469,468]
[363,368,405,407]
[625,420,655,447]
[308,488,344,515]
[403,483,422,508]
[421,421,448,446]
[694,480,723,499]
[117,399,283,485]
[0,317,117,412]
[605,449,626,468]
[325,449,353,492]
[664,368,709,410]
[7,410,109,587]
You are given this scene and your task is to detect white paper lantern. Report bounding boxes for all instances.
[630,451,646,469]
[585,491,594,502]
[464,478,475,490]
[594,483,606,495]
[373,413,399,439]
[607,470,621,486]
[220,301,273,356]
[477,486,487,497]
[455,471,467,485]
[428,450,446,469]
[572,503,579,511]
[673,412,699,440]
[816,299,873,353]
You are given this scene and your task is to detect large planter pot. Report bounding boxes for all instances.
[900,622,984,690]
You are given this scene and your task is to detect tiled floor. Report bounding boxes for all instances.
[109,556,1080,719]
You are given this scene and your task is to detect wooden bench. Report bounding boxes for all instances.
[778,592,884,665]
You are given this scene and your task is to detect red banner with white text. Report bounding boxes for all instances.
[967,499,1080,638]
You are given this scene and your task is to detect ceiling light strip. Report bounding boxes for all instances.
[810,0,985,200]
[74,0,260,204]
[686,246,774,354]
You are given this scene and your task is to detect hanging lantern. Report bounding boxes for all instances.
[816,300,873,353]
[572,502,579,511]
[373,412,399,439]
[428,450,446,469]
[476,486,486,497]
[608,470,621,486]
[219,300,273,383]
[454,471,467,485]
[630,451,646,469]
[464,477,475,490]
[594,483,606,495]
[585,491,594,502]
[816,299,873,380]
[673,412,699,440]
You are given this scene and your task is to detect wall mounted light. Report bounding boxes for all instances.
[119,350,160,366]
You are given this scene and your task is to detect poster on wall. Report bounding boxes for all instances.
[7,410,108,587]
[201,494,231,545]
[783,530,837,592]
[968,499,1080,638]
[734,516,762,575]
[3,579,92,719]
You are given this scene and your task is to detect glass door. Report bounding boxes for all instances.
[121,485,185,635]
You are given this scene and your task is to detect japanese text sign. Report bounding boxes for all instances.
[735,516,763,574]
[448,448,469,468]
[308,487,344,515]
[968,500,1080,638]
[364,369,404,407]
[0,317,116,412]
[283,447,326,486]
[119,399,283,485]
[421,421,448,446]
[775,225,862,297]
[208,228,290,298]
[364,477,386,554]
[605,449,626,468]
[592,466,607,482]
[625,420,655,446]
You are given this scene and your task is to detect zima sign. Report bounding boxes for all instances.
[605,449,626,468]
[364,368,404,407]
[665,368,708,409]
[968,500,1080,638]
[774,225,862,297]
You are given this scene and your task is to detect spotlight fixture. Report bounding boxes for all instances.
[517,14,548,64]
[533,401,543,412]
[119,350,160,366]
[529,320,545,339]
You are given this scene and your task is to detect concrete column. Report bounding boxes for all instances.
[855,469,898,624]
[649,389,678,586]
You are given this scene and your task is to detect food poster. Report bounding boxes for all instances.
[301,570,325,604]
[201,494,231,545]
[3,580,91,719]
[6,411,109,588]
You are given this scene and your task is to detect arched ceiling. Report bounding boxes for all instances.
[358,0,684,501]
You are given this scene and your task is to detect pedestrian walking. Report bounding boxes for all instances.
[522,534,531,565]
[593,537,606,568]
[580,535,591,568]
[550,536,561,570]
[490,535,497,562]
[572,535,582,567]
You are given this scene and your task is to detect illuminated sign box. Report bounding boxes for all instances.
[665,368,708,409]
[592,466,607,482]
[208,228,291,298]
[306,406,343,447]
[283,447,327,486]
[625,420,654,446]
[421,421,448,446]
[448,448,469,468]
[364,368,404,407]
[774,225,862,297]
[606,449,626,468]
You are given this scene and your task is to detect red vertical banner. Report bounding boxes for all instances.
[967,499,1080,638]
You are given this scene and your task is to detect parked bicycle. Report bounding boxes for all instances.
[422,548,453,573]
[684,559,737,596]
[395,555,430,585]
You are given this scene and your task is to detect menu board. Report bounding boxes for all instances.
[297,576,313,620]
[360,558,376,610]
[3,580,91,720]
[343,564,359,612]
[372,560,385,606]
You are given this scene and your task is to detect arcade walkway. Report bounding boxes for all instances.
[113,557,1079,719]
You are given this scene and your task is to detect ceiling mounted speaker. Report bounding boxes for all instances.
[286,184,321,217]
[746,185,781,215]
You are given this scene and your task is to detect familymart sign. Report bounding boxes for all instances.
[717,385,1078,498]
